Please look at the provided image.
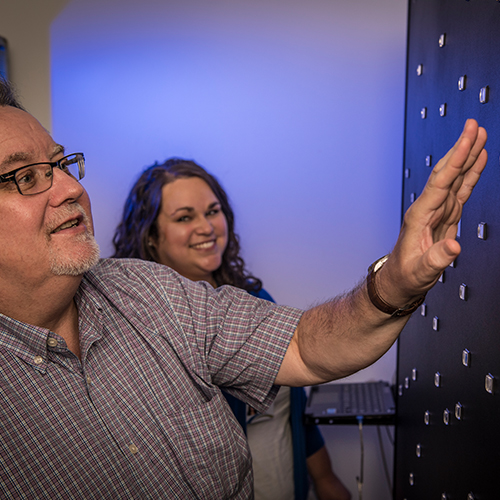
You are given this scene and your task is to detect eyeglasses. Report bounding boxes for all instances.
[0,153,85,196]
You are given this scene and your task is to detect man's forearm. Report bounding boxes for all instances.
[275,119,487,388]
[275,274,410,386]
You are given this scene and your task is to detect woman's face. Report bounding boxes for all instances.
[152,176,228,286]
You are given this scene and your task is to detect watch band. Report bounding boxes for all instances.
[366,255,425,317]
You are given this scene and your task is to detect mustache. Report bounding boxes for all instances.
[46,203,91,235]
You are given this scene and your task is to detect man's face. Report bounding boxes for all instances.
[0,106,99,285]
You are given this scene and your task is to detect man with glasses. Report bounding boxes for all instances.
[0,79,487,499]
[0,151,85,195]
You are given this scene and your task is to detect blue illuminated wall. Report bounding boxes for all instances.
[51,2,407,497]
[51,0,407,308]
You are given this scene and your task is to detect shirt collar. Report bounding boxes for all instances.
[0,279,104,371]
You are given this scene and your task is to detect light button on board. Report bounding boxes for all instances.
[458,75,466,91]
[462,349,470,367]
[477,222,487,240]
[443,408,450,425]
[485,374,494,394]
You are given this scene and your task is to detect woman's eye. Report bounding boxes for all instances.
[207,208,220,216]
[177,215,191,222]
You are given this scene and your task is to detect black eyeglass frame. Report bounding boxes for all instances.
[0,153,85,196]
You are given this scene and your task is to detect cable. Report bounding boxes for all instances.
[356,416,364,500]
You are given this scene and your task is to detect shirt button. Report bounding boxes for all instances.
[34,356,43,365]
[86,376,92,385]
[47,338,58,347]
[129,444,138,455]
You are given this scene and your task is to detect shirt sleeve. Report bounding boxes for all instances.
[91,260,303,414]
[183,279,303,412]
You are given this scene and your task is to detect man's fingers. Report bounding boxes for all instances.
[469,125,488,160]
[417,121,486,212]
[433,120,485,178]
[457,147,488,204]
[432,119,479,174]
[456,123,487,178]
[417,137,473,211]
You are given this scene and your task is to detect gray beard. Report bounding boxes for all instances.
[46,202,101,277]
[49,232,101,276]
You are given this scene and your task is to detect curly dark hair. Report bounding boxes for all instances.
[112,158,262,292]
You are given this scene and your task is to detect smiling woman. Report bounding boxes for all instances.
[111,158,352,500]
[152,177,228,287]
[112,158,263,292]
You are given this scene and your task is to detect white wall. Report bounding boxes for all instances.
[2,1,408,498]
[0,0,68,130]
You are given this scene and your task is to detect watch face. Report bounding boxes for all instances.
[373,255,389,273]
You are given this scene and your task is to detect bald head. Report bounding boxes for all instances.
[0,105,60,176]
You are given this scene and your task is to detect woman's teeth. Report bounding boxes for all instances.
[192,241,214,249]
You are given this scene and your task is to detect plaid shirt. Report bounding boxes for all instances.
[0,259,302,499]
